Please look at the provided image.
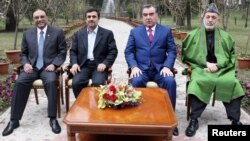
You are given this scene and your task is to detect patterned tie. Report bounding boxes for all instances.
[148,28,154,44]
[36,31,44,69]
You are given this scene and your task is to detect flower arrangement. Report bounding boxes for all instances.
[97,83,142,109]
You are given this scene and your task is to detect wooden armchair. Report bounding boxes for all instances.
[13,64,63,118]
[127,68,178,87]
[63,66,113,112]
[183,65,216,121]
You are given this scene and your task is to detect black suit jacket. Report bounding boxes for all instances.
[20,25,67,68]
[70,26,118,68]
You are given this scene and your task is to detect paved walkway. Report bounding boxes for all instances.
[0,18,249,141]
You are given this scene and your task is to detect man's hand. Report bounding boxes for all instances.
[130,67,142,78]
[160,67,173,77]
[70,64,80,75]
[204,62,218,73]
[45,64,55,72]
[97,63,106,72]
[24,63,33,73]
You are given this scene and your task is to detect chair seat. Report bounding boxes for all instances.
[146,81,158,87]
[66,79,92,87]
[32,79,43,86]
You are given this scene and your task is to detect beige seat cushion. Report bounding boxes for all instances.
[67,79,92,87]
[146,81,158,88]
[32,79,43,87]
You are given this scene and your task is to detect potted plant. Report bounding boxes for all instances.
[0,58,10,74]
[237,34,250,69]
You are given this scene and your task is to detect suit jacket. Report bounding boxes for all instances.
[70,26,118,68]
[20,25,67,68]
[125,24,177,71]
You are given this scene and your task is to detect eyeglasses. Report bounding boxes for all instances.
[33,15,45,20]
[87,15,97,19]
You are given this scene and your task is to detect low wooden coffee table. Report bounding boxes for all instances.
[63,87,177,141]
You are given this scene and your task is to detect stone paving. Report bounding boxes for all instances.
[0,18,250,141]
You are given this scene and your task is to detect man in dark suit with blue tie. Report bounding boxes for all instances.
[124,4,178,136]
[2,8,67,136]
[69,8,118,98]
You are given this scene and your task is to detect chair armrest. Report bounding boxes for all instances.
[63,66,73,79]
[13,64,23,74]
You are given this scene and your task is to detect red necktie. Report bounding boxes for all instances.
[148,28,154,44]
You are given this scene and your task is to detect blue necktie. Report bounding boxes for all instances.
[36,31,44,69]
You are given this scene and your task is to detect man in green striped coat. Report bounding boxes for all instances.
[182,3,245,137]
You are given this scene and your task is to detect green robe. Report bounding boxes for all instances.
[181,27,244,104]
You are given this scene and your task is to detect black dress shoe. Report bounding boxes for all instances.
[49,119,61,134]
[173,127,179,136]
[2,120,20,136]
[185,119,199,137]
[232,120,243,125]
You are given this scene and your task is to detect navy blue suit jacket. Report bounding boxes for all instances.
[125,24,176,71]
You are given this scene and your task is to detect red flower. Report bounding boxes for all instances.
[109,94,117,102]
[109,85,116,93]
[103,93,109,99]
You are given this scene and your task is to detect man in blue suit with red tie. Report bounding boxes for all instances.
[124,4,178,136]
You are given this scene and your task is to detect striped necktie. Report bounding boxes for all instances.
[148,28,154,44]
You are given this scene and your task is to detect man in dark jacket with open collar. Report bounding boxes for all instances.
[69,8,118,98]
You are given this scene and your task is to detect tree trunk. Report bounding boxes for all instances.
[5,7,16,31]
[176,16,185,26]
[186,0,191,29]
[13,21,19,50]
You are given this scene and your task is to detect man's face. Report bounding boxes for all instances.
[86,11,99,30]
[203,12,219,30]
[33,10,48,29]
[142,7,158,28]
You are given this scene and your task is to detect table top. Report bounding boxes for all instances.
[64,87,177,127]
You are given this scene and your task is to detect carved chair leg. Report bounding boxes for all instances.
[34,88,39,105]
[65,86,70,112]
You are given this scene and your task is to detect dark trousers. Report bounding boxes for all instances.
[10,68,57,120]
[130,66,176,109]
[72,60,108,98]
[189,94,243,121]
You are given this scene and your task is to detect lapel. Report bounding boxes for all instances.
[141,26,150,45]
[151,24,161,47]
[94,27,103,51]
[31,28,38,53]
[82,28,88,51]
[44,25,52,51]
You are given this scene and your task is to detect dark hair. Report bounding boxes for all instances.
[142,4,158,13]
[33,8,47,16]
[85,8,100,19]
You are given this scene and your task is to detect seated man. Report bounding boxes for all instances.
[2,8,67,136]
[69,8,118,98]
[124,4,178,136]
[182,3,245,137]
